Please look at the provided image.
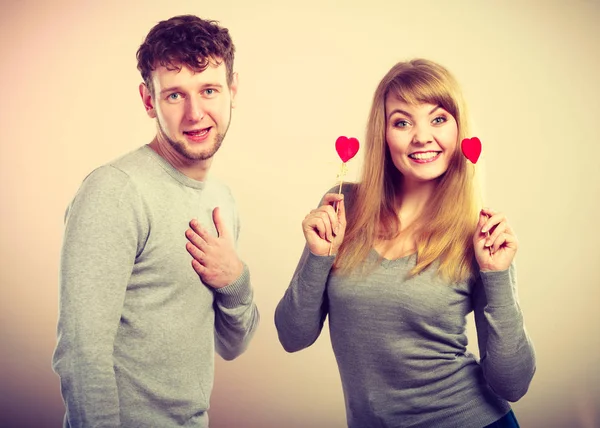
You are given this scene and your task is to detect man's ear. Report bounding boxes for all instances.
[139,83,157,118]
[229,72,239,109]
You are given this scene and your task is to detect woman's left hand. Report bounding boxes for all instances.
[473,208,518,272]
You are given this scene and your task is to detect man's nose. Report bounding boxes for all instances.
[186,98,205,121]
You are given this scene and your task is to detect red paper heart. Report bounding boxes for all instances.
[461,137,482,164]
[335,136,360,163]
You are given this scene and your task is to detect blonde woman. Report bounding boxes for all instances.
[275,59,535,428]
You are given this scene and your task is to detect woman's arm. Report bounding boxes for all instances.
[275,191,346,352]
[274,246,335,352]
[472,208,536,401]
[473,265,536,401]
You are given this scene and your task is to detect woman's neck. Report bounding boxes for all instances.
[396,178,437,229]
[373,178,437,260]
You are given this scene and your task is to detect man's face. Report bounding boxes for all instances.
[141,59,237,162]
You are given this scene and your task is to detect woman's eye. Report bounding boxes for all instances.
[432,116,447,124]
[395,120,410,128]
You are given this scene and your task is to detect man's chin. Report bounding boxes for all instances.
[172,140,221,161]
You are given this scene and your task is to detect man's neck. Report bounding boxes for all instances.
[149,138,212,182]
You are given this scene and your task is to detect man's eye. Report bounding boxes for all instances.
[168,93,180,100]
[204,89,215,96]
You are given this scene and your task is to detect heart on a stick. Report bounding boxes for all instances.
[461,137,482,164]
[335,136,360,163]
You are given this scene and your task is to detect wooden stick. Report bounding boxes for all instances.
[328,166,346,256]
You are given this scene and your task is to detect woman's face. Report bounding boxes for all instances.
[385,96,458,186]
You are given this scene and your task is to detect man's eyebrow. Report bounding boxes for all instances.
[159,86,183,95]
[159,83,224,95]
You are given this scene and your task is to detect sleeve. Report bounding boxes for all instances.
[274,185,353,353]
[52,166,146,427]
[274,246,335,352]
[212,197,259,361]
[472,262,536,402]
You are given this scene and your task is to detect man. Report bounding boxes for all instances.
[52,15,259,427]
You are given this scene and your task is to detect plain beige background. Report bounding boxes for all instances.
[1,0,599,427]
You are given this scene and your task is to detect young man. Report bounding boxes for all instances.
[52,15,259,427]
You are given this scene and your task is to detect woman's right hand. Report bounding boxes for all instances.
[302,193,347,256]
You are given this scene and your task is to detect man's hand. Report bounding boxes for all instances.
[185,207,244,289]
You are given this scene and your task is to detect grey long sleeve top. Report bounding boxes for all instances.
[53,145,259,427]
[275,189,535,428]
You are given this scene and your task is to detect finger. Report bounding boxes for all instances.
[490,232,508,254]
[318,204,339,237]
[493,232,518,254]
[480,207,496,218]
[212,207,229,239]
[476,211,487,232]
[474,212,488,244]
[186,241,206,264]
[189,218,204,234]
[481,212,506,234]
[337,199,346,228]
[191,259,207,277]
[321,193,344,207]
[189,220,214,244]
[485,221,508,248]
[185,228,208,250]
[313,214,332,241]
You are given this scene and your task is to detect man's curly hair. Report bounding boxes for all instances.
[136,15,235,96]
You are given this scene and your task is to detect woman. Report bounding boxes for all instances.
[274,59,535,428]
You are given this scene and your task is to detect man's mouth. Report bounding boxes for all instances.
[184,127,210,137]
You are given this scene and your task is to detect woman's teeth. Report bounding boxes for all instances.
[409,152,439,160]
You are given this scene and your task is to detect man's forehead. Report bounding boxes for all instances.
[157,55,223,71]
[152,59,227,86]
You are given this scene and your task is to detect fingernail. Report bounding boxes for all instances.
[481,227,487,233]
[485,240,491,247]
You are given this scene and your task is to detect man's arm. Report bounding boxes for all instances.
[213,265,259,360]
[52,166,144,427]
[185,205,259,360]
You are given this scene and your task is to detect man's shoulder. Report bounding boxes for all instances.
[74,146,150,196]
[106,145,152,174]
[205,176,236,204]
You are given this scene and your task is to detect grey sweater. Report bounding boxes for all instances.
[275,189,535,428]
[53,145,259,427]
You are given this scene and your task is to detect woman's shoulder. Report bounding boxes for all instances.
[325,182,358,204]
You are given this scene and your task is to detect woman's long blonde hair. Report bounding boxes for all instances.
[334,59,481,283]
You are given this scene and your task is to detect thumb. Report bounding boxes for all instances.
[476,210,488,232]
[212,207,229,239]
[474,210,487,246]
[337,199,346,227]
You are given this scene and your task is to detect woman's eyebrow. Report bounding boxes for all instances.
[387,108,412,121]
[387,104,443,121]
